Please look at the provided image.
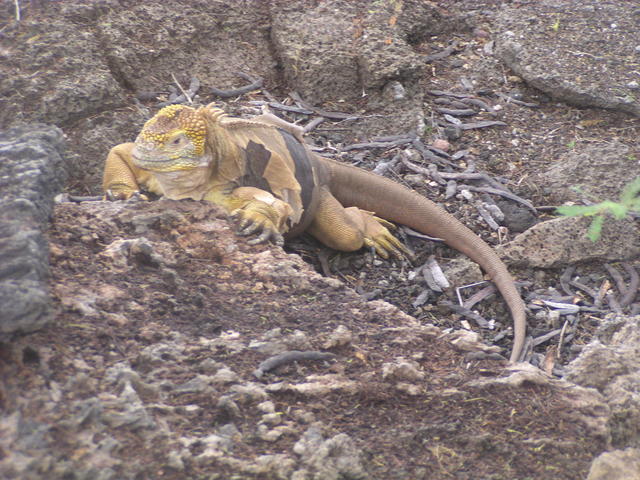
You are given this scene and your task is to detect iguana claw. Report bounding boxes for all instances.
[364,215,412,260]
[237,219,262,236]
[364,232,410,259]
[247,229,284,246]
[230,207,285,246]
[125,191,148,202]
[104,188,148,202]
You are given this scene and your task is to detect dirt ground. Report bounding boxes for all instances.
[1,0,638,478]
[27,199,604,479]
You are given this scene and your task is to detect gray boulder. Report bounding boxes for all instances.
[495,0,640,116]
[0,124,67,338]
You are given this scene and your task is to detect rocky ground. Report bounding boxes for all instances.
[1,1,640,479]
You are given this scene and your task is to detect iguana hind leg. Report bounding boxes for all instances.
[307,187,407,259]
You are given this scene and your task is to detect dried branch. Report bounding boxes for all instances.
[441,300,491,328]
[289,91,361,120]
[424,255,450,291]
[620,263,639,307]
[372,153,401,175]
[462,185,536,213]
[171,74,193,104]
[342,137,413,151]
[452,149,470,160]
[435,107,476,116]
[476,204,500,230]
[557,319,570,358]
[459,120,508,130]
[559,266,576,297]
[569,279,598,303]
[372,134,416,143]
[253,350,336,378]
[411,139,460,169]
[443,113,462,126]
[437,172,508,191]
[606,293,622,314]
[444,180,457,199]
[496,92,539,108]
[604,264,626,296]
[538,299,580,315]
[156,76,201,106]
[456,281,496,310]
[56,194,103,203]
[402,226,443,242]
[423,41,458,63]
[427,90,475,99]
[533,328,562,347]
[460,97,497,115]
[249,100,314,115]
[211,73,263,98]
[303,116,325,134]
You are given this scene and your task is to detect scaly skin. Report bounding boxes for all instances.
[103,103,527,362]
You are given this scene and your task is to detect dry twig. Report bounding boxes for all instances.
[210,73,263,98]
[442,300,491,329]
[435,107,476,116]
[459,120,508,130]
[171,73,194,104]
[462,185,536,213]
[496,92,539,108]
[456,281,496,310]
[620,263,639,307]
[253,351,336,379]
[428,90,475,99]
[342,138,413,151]
[559,266,576,297]
[604,264,626,296]
[423,41,458,62]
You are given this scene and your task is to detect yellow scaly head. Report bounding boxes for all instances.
[132,105,209,172]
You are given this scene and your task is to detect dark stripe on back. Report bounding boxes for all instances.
[278,128,315,212]
[237,140,273,194]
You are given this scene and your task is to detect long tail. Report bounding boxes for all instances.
[322,157,526,362]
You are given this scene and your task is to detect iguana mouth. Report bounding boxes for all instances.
[132,145,190,169]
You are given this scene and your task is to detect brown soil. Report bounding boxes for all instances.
[4,199,604,479]
[2,0,637,478]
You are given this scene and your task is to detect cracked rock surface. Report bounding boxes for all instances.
[0,200,610,479]
[2,0,640,478]
[0,124,67,337]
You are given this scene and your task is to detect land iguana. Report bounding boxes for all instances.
[102,103,527,362]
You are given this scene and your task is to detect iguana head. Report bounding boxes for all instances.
[132,104,210,172]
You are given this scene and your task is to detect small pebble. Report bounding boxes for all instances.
[431,138,450,152]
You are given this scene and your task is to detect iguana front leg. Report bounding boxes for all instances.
[213,187,294,246]
[102,143,160,200]
[307,187,408,258]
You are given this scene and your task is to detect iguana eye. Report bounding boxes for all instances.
[171,137,182,145]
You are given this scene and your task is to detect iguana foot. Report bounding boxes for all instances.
[229,206,285,246]
[361,215,411,260]
[308,189,412,260]
[226,187,293,247]
[104,188,149,202]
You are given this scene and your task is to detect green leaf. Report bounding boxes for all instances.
[556,205,602,217]
[587,215,604,242]
[620,176,640,204]
[605,202,628,219]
